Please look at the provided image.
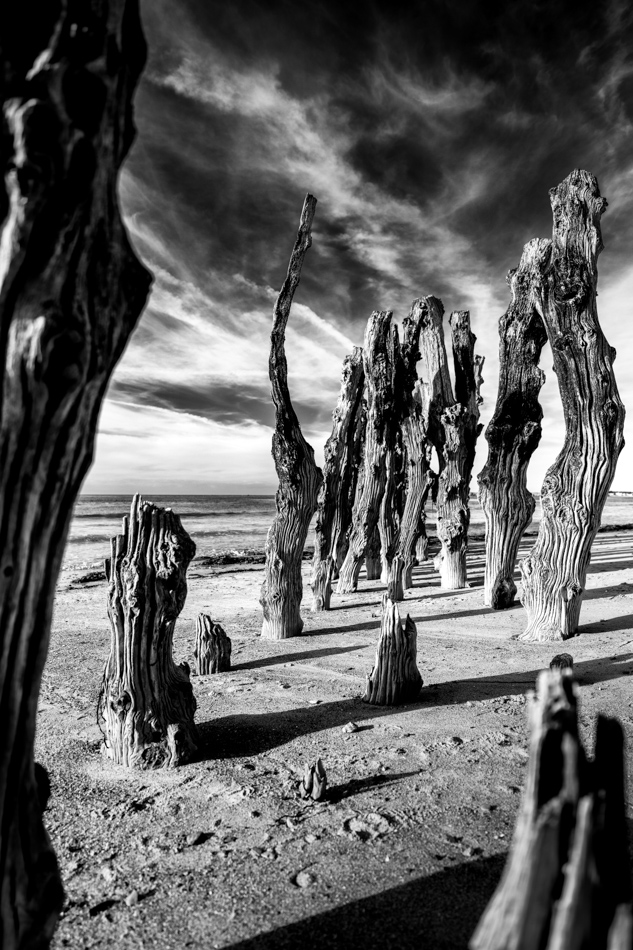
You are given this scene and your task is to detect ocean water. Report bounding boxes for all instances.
[63,493,633,575]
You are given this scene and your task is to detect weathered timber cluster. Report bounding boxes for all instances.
[0,0,628,934]
[471,669,633,949]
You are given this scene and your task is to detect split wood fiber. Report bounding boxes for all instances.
[194,614,232,674]
[519,171,625,641]
[420,301,484,589]
[470,669,633,950]
[338,312,400,593]
[388,297,442,600]
[310,348,365,610]
[260,195,323,639]
[365,525,382,581]
[478,242,548,609]
[0,4,151,946]
[364,598,423,705]
[99,496,197,769]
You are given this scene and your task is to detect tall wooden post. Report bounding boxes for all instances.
[420,302,483,589]
[519,170,625,641]
[337,311,399,593]
[478,241,548,608]
[260,195,323,639]
[0,3,151,945]
[310,348,365,610]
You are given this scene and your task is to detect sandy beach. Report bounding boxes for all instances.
[40,520,633,950]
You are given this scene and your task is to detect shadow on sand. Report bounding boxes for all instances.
[224,853,507,950]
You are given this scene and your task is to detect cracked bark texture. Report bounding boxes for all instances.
[478,241,548,609]
[99,496,197,768]
[364,597,423,705]
[471,670,632,949]
[421,302,484,589]
[260,195,322,638]
[365,524,382,581]
[337,312,399,593]
[0,3,151,946]
[388,297,442,600]
[310,347,365,610]
[519,170,625,642]
[194,614,232,674]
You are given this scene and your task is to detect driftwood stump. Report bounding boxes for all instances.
[421,303,484,589]
[310,347,365,610]
[415,530,429,564]
[300,759,327,801]
[99,496,197,769]
[338,312,400,593]
[365,525,382,581]
[0,4,151,945]
[364,598,422,705]
[260,195,323,639]
[470,669,633,950]
[194,614,232,674]
[478,241,548,609]
[519,171,625,641]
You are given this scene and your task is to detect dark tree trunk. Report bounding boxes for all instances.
[194,614,232,674]
[519,170,625,641]
[363,597,422,705]
[337,311,399,593]
[0,4,151,946]
[378,438,406,583]
[470,670,633,949]
[310,347,365,610]
[260,196,323,639]
[426,309,483,589]
[99,496,197,768]
[478,241,548,609]
[364,524,382,580]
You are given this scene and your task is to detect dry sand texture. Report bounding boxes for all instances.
[44,531,633,949]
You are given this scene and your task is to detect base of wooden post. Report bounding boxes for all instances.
[364,598,422,705]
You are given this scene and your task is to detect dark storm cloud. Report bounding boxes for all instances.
[109,378,329,431]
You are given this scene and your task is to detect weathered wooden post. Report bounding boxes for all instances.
[478,241,548,609]
[0,3,151,945]
[420,302,483,589]
[364,597,422,705]
[194,614,232,674]
[99,496,197,768]
[310,347,365,610]
[260,195,323,638]
[470,670,633,949]
[337,312,400,593]
[519,170,625,641]
[365,525,382,581]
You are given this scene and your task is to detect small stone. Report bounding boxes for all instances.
[308,699,322,705]
[124,890,139,907]
[294,871,315,888]
[305,834,318,844]
[550,653,573,671]
[100,866,115,884]
[186,832,206,847]
[342,722,359,734]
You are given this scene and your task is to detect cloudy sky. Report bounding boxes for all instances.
[84,0,633,494]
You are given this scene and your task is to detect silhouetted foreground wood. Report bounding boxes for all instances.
[0,3,151,945]
[100,496,197,768]
[311,347,365,610]
[478,241,548,609]
[470,670,632,950]
[194,614,232,674]
[364,598,422,705]
[260,195,322,638]
[519,171,625,641]
[338,312,399,593]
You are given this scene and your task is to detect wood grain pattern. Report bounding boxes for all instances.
[0,3,151,944]
[260,195,322,639]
